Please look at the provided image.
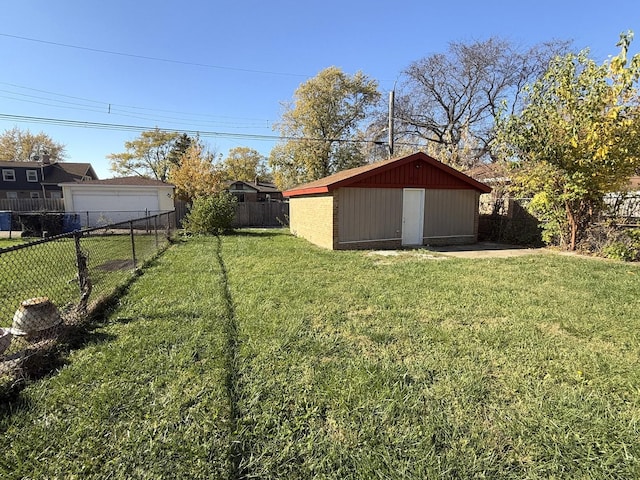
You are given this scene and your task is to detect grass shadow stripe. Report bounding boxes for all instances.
[214,234,247,480]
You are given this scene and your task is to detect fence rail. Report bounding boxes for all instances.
[478,195,640,246]
[173,200,289,228]
[0,211,176,387]
[0,210,175,238]
[232,202,289,227]
[0,198,64,212]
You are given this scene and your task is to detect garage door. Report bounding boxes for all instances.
[72,191,159,212]
[71,190,161,226]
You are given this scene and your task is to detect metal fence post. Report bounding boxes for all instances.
[74,231,92,317]
[154,214,159,248]
[130,221,137,269]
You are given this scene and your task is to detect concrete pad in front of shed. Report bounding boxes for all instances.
[426,242,545,259]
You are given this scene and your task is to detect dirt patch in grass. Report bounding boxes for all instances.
[367,250,449,265]
[427,242,547,258]
[96,259,134,271]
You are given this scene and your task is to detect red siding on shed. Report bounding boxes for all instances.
[284,152,491,197]
[349,158,472,190]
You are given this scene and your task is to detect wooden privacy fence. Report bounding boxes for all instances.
[0,198,64,212]
[174,200,289,228]
[232,202,289,227]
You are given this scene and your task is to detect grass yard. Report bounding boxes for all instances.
[0,238,27,248]
[1,238,232,478]
[1,229,639,478]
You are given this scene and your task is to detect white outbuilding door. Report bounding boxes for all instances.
[71,191,159,213]
[401,188,425,246]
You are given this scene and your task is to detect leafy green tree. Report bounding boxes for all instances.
[167,133,194,167]
[497,32,640,250]
[182,192,237,235]
[0,127,66,162]
[108,128,181,181]
[269,66,380,189]
[222,147,271,182]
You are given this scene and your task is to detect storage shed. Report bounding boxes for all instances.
[283,152,491,250]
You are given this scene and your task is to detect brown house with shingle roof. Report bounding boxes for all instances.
[227,180,283,202]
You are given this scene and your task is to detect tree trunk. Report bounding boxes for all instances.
[565,202,578,251]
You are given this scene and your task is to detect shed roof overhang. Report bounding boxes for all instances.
[283,152,492,197]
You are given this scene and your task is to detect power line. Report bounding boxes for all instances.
[0,81,274,126]
[0,113,423,147]
[0,33,310,78]
[0,113,278,141]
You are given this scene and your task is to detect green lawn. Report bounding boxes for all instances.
[1,230,639,479]
[0,238,27,249]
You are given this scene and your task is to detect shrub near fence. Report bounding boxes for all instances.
[478,198,543,246]
[0,211,176,388]
[174,200,289,228]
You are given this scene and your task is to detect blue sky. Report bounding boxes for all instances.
[2,0,638,178]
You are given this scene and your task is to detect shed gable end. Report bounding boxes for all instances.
[349,159,473,190]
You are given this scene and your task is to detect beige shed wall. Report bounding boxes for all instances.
[289,188,481,250]
[288,194,336,249]
[423,189,479,243]
[337,188,402,247]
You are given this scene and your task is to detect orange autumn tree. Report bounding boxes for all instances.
[168,141,224,202]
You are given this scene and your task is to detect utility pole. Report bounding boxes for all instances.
[388,90,394,159]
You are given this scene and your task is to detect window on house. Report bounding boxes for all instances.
[26,170,38,182]
[2,169,16,181]
[50,191,62,199]
[6,192,18,199]
[30,192,40,199]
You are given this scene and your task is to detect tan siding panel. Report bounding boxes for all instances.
[338,188,402,243]
[424,190,476,237]
[289,194,335,249]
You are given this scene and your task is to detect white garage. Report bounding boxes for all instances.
[60,177,175,227]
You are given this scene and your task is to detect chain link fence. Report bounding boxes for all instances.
[0,211,176,390]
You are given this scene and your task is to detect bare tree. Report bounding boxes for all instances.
[394,38,570,168]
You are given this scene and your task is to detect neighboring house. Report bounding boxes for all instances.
[59,177,175,226]
[466,162,513,215]
[465,163,511,190]
[227,180,283,202]
[605,175,640,219]
[0,160,98,200]
[283,152,491,250]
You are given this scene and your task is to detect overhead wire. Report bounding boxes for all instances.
[0,113,425,148]
[0,33,310,78]
[0,113,277,140]
[0,34,409,148]
[0,81,274,128]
